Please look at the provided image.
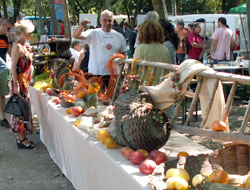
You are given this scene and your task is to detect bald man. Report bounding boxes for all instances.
[73,10,126,87]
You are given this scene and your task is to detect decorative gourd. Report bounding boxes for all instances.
[211,120,228,132]
[209,169,229,184]
[177,152,189,158]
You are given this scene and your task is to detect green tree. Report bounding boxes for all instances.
[152,0,168,20]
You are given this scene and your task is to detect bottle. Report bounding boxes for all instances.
[223,52,227,61]
[203,52,208,65]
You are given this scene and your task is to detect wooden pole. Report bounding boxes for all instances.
[113,58,250,85]
[170,95,185,124]
[185,76,204,125]
[240,101,250,133]
[173,124,250,145]
[222,82,237,122]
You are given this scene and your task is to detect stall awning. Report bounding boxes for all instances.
[229,3,246,14]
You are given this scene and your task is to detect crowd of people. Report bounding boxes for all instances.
[0,10,237,150]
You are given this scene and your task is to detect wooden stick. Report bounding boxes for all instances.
[111,62,125,105]
[113,58,175,70]
[160,69,168,83]
[185,76,204,126]
[113,58,250,85]
[222,82,237,122]
[173,124,250,146]
[240,101,250,134]
[170,95,185,124]
[126,64,132,74]
[200,79,219,128]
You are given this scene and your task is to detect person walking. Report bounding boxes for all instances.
[0,19,13,128]
[210,17,235,64]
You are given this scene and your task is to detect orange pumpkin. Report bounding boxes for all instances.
[211,120,228,132]
[66,109,72,115]
[177,151,189,158]
[209,169,229,184]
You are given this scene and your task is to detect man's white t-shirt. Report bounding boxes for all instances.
[83,28,126,75]
[211,27,233,60]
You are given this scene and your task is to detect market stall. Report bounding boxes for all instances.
[29,87,212,190]
[30,41,250,189]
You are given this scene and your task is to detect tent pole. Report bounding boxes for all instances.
[240,13,249,59]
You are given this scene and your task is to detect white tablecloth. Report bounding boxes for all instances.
[30,87,152,190]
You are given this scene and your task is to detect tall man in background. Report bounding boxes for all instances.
[210,17,235,64]
[73,10,126,87]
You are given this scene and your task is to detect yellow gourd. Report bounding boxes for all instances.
[166,168,190,182]
[98,130,111,144]
[104,137,118,149]
[166,177,189,190]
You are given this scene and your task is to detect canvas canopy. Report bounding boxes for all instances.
[230,3,246,14]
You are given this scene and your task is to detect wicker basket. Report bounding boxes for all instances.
[48,39,71,58]
[165,144,250,188]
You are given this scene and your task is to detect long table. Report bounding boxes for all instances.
[30,87,212,190]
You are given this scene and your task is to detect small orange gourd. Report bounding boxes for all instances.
[211,120,228,132]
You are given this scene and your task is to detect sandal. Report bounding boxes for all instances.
[0,118,10,128]
[16,138,35,149]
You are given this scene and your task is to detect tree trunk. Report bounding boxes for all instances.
[123,1,130,23]
[247,0,250,58]
[13,0,21,22]
[70,1,77,25]
[62,0,71,39]
[48,0,58,35]
[152,0,168,20]
[171,0,177,16]
[2,0,8,18]
[103,0,111,10]
[37,0,45,35]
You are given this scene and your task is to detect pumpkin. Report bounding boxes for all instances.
[166,168,190,182]
[211,120,228,132]
[177,151,189,158]
[209,169,229,184]
[166,177,189,190]
[66,109,72,114]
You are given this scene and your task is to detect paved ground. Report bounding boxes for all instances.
[0,116,74,190]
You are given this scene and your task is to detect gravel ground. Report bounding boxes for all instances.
[0,117,74,190]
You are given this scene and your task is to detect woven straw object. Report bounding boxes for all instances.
[48,39,71,58]
[165,144,250,188]
[112,90,171,152]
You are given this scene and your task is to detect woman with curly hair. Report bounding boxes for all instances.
[11,20,35,149]
[133,20,171,84]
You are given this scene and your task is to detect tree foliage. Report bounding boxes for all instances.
[1,0,248,24]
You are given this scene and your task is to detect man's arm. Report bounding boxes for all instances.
[210,39,218,57]
[73,19,90,40]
